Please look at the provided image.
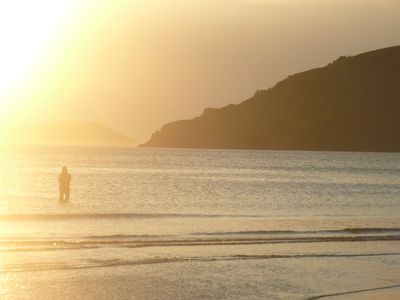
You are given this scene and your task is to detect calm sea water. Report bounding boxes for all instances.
[0,146,399,299]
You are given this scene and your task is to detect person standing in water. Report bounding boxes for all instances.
[59,166,71,201]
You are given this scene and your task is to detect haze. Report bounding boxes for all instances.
[1,0,399,141]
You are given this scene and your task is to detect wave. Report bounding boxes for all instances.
[2,252,400,273]
[341,227,400,234]
[193,227,400,236]
[0,232,399,252]
[0,213,262,221]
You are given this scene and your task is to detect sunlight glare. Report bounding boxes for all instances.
[0,0,77,112]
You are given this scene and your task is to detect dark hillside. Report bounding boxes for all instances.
[142,46,400,152]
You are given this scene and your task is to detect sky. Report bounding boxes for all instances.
[0,0,399,142]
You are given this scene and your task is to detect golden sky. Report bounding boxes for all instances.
[1,0,399,141]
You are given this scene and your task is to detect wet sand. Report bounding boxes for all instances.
[1,241,399,299]
[325,287,400,299]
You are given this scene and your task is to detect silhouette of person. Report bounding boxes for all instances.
[59,166,71,201]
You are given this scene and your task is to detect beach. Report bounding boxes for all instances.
[1,240,399,299]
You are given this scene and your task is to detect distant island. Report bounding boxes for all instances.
[142,46,400,152]
[0,122,135,146]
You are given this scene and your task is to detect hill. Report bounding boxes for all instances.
[0,122,136,146]
[142,46,400,152]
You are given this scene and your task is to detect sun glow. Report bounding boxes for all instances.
[0,0,77,118]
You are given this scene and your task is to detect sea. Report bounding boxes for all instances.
[0,146,399,299]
